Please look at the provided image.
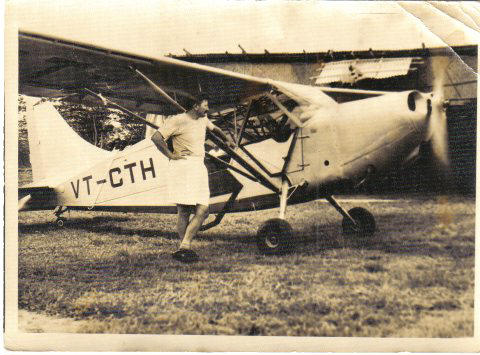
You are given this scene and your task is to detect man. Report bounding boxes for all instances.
[151,95,234,263]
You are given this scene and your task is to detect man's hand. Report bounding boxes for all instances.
[152,131,187,161]
[170,151,188,160]
[211,125,236,149]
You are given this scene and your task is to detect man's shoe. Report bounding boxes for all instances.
[172,249,199,263]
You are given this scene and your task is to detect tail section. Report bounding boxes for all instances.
[26,101,112,184]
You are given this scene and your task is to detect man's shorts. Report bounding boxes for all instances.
[168,156,210,206]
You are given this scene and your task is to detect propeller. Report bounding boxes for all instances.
[426,56,451,176]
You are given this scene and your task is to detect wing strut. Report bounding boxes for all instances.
[266,93,304,128]
[205,152,259,183]
[130,67,187,113]
[236,99,254,146]
[200,185,243,231]
[84,88,281,193]
[207,131,280,193]
[84,88,159,129]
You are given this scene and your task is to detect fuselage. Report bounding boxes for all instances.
[20,91,431,214]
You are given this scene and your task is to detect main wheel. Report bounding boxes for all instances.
[342,207,376,239]
[256,218,295,255]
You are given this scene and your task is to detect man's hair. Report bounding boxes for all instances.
[194,93,209,105]
[186,93,209,110]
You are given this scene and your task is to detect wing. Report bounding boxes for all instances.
[20,31,275,114]
[20,30,351,149]
[19,31,344,114]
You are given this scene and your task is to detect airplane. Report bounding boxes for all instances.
[17,31,451,255]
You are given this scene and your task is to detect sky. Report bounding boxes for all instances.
[7,0,480,58]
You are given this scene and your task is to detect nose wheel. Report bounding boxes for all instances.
[341,207,376,238]
[326,196,376,241]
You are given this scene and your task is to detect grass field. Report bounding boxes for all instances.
[18,186,475,337]
[19,163,475,336]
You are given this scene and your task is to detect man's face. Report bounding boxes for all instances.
[195,100,209,116]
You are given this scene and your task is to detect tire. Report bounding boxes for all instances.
[55,217,66,227]
[256,218,295,255]
[342,207,376,239]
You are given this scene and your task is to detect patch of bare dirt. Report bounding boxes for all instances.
[18,310,89,333]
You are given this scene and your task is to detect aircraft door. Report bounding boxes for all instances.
[286,120,343,190]
[284,128,313,187]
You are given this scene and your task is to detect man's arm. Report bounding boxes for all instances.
[210,125,236,148]
[151,131,185,160]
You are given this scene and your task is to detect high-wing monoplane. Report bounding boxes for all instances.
[18,31,451,254]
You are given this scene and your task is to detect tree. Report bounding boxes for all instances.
[18,96,30,167]
[54,101,145,150]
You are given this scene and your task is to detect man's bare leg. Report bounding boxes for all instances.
[179,204,209,250]
[176,204,191,241]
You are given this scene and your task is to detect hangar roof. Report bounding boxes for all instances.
[12,1,480,57]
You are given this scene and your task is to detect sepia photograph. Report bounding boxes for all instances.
[5,0,479,352]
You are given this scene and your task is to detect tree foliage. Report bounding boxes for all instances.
[54,101,145,150]
[18,96,29,167]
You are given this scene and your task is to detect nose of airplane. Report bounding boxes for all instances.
[405,91,431,139]
[404,90,450,171]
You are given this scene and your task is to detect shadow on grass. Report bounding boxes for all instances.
[19,215,129,231]
[149,208,472,258]
[293,211,474,259]
[19,216,180,241]
[19,209,474,259]
[74,224,180,240]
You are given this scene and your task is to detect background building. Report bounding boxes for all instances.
[17,1,479,193]
[161,3,477,194]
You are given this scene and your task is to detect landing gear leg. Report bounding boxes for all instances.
[256,180,295,255]
[279,180,288,220]
[326,195,376,240]
[53,206,68,227]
